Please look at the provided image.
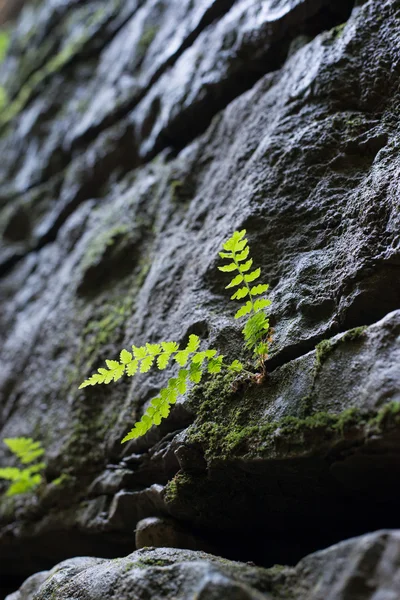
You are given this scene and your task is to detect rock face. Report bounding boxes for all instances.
[0,0,399,598]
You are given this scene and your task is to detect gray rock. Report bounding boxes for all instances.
[6,531,400,600]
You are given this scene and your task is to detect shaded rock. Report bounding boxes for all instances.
[6,531,400,600]
[135,516,214,552]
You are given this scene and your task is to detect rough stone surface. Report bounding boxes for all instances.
[7,531,400,600]
[0,0,399,597]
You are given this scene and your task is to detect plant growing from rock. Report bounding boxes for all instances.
[79,230,272,442]
[0,438,46,496]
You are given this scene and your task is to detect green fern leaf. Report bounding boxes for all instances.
[235,239,248,253]
[161,341,179,353]
[191,351,207,364]
[146,343,162,355]
[189,362,202,383]
[186,334,200,353]
[222,229,246,252]
[253,298,272,311]
[174,350,189,366]
[177,374,187,394]
[126,360,139,376]
[218,263,238,272]
[205,349,217,359]
[244,268,261,283]
[120,349,132,364]
[207,357,223,374]
[238,259,253,273]
[256,342,269,356]
[106,359,120,370]
[250,284,269,296]
[226,274,243,289]
[219,251,233,259]
[132,346,148,360]
[79,373,104,388]
[140,356,154,373]
[3,438,44,465]
[0,467,22,481]
[230,286,249,300]
[7,476,41,497]
[235,301,253,319]
[235,246,250,262]
[156,353,169,369]
[228,359,243,372]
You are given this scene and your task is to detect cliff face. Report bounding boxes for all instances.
[0,0,399,598]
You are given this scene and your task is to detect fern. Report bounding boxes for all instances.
[79,230,272,441]
[80,334,242,441]
[0,438,46,497]
[218,229,271,365]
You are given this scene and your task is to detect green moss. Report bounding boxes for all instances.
[170,180,184,201]
[314,326,367,377]
[330,23,346,40]
[81,225,130,272]
[137,26,158,55]
[0,6,111,127]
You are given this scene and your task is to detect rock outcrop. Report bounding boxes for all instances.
[0,0,399,598]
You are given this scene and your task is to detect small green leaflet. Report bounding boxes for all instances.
[218,263,237,272]
[231,287,249,300]
[161,341,179,353]
[235,301,253,319]
[175,350,189,366]
[189,362,202,383]
[244,268,260,283]
[250,284,269,296]
[207,356,223,374]
[235,246,250,262]
[239,259,253,273]
[254,298,271,311]
[226,274,243,289]
[157,353,171,369]
[126,360,139,376]
[186,334,200,353]
[120,349,132,364]
[132,346,148,359]
[0,467,22,481]
[3,438,44,464]
[140,356,154,373]
[228,359,243,372]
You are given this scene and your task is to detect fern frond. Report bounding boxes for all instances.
[0,439,46,497]
[219,230,272,361]
[242,313,270,353]
[6,476,42,497]
[3,438,44,465]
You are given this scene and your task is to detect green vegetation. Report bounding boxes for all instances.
[0,30,9,62]
[0,438,46,496]
[79,230,272,442]
[0,30,10,110]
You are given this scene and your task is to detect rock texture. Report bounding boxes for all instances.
[7,530,400,600]
[0,0,399,598]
